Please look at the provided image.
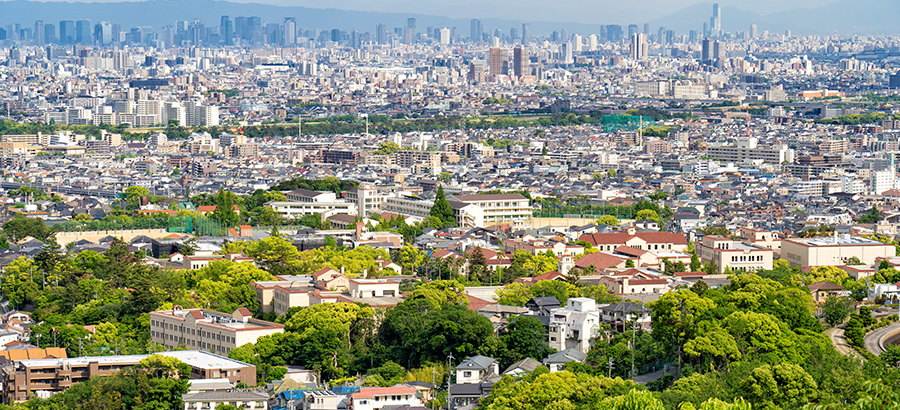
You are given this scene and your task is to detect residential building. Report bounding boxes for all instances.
[448,193,531,227]
[1,350,256,403]
[548,298,601,353]
[696,235,774,273]
[182,391,268,410]
[350,386,423,410]
[706,137,793,164]
[149,307,284,356]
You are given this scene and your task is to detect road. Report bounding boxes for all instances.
[864,323,900,356]
[827,325,859,357]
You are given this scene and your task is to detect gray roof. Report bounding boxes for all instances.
[182,391,268,402]
[599,303,651,314]
[544,348,588,365]
[455,355,496,371]
[502,358,543,375]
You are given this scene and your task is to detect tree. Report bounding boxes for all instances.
[648,290,716,368]
[372,141,401,155]
[467,247,489,282]
[501,316,553,366]
[596,215,620,226]
[858,205,882,224]
[822,295,853,327]
[742,363,817,410]
[625,259,635,268]
[690,254,702,272]
[124,185,150,211]
[635,209,661,224]
[3,214,52,242]
[211,187,241,228]
[430,186,456,228]
[285,303,375,379]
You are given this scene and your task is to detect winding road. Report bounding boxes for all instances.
[864,323,900,356]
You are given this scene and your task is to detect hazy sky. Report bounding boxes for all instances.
[254,0,841,23]
[4,0,842,24]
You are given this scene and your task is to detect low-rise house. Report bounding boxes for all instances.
[543,348,588,372]
[807,281,846,304]
[502,358,544,378]
[182,391,269,410]
[548,298,601,353]
[350,386,423,410]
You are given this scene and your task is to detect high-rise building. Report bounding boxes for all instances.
[750,24,758,38]
[33,21,44,46]
[628,24,638,39]
[376,23,387,44]
[489,47,504,76]
[59,20,75,44]
[561,42,573,64]
[522,23,531,44]
[470,19,482,42]
[710,3,722,36]
[513,45,529,77]
[439,27,450,44]
[44,23,56,44]
[75,19,91,44]
[283,18,296,45]
[572,34,582,52]
[702,38,713,63]
[407,18,416,30]
[644,23,650,34]
[221,16,233,45]
[630,33,647,60]
[607,25,623,42]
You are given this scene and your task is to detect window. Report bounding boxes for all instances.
[463,371,472,377]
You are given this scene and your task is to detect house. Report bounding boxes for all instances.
[181,391,268,410]
[548,298,601,353]
[525,296,560,316]
[543,348,588,372]
[455,355,499,384]
[350,386,423,410]
[578,229,689,253]
[449,355,500,408]
[599,303,652,331]
[696,236,773,273]
[807,281,846,304]
[502,358,544,378]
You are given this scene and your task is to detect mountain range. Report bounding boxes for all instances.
[0,0,897,36]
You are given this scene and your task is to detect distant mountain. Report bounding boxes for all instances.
[0,0,897,36]
[0,0,605,36]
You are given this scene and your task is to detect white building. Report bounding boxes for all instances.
[548,298,601,353]
[350,387,423,410]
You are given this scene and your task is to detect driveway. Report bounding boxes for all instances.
[827,325,859,357]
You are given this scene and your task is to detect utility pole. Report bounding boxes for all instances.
[447,353,454,410]
[631,318,636,381]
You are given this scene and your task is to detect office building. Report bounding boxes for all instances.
[407,18,416,30]
[75,19,91,44]
[33,21,44,46]
[630,33,647,60]
[283,18,296,45]
[513,46,529,77]
[782,235,895,267]
[522,23,531,44]
[710,3,722,36]
[470,19,482,41]
[488,47,506,76]
[59,20,74,44]
[221,16,233,45]
[439,27,450,44]
[149,307,284,356]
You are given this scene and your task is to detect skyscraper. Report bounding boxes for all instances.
[75,19,91,44]
[439,27,450,45]
[33,21,44,46]
[470,19,482,42]
[376,23,387,44]
[59,20,75,44]
[628,24,638,39]
[94,21,112,45]
[407,18,416,30]
[513,45,529,77]
[750,24,758,38]
[702,38,712,62]
[710,3,722,37]
[44,23,56,44]
[221,16,233,46]
[522,23,531,44]
[489,47,503,75]
[283,18,296,45]
[630,33,647,60]
[644,23,650,35]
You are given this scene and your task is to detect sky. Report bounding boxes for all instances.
[2,0,841,24]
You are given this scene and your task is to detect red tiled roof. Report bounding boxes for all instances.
[575,252,626,269]
[466,295,493,311]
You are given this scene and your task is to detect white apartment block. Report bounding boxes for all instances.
[448,193,531,227]
[150,307,284,356]
[549,298,601,353]
[383,196,434,218]
[707,137,794,164]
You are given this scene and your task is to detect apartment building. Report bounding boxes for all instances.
[350,387,423,410]
[578,229,689,253]
[448,193,531,227]
[1,350,256,404]
[149,307,284,356]
[706,137,793,164]
[696,235,774,273]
